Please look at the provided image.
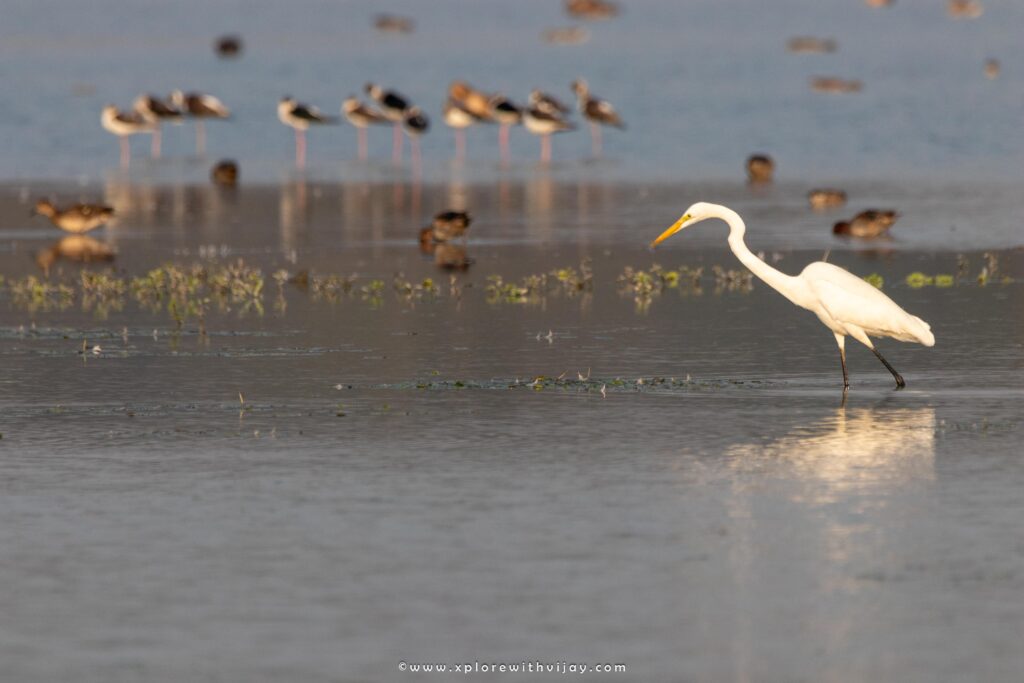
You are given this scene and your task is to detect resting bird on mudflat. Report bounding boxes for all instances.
[33,199,114,234]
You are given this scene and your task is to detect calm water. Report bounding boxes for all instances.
[1,181,1023,681]
[2,0,1024,182]
[3,0,1024,680]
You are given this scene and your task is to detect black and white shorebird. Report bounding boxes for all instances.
[529,89,572,117]
[443,98,480,162]
[365,83,411,163]
[277,97,336,168]
[342,96,389,161]
[488,94,521,164]
[33,199,115,234]
[402,106,430,168]
[523,104,574,163]
[133,94,183,158]
[571,79,624,156]
[169,90,231,155]
[101,105,155,168]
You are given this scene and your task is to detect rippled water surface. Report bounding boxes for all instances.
[1,180,1022,681]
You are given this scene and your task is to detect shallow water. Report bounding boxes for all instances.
[1,180,1023,681]
[5,0,1024,678]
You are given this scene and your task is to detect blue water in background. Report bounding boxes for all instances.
[1,0,1022,183]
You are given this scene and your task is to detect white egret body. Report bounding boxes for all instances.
[651,203,934,388]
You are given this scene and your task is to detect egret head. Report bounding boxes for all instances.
[651,202,717,247]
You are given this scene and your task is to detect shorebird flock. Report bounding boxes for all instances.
[102,79,626,170]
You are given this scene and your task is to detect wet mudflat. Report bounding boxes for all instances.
[0,181,1022,682]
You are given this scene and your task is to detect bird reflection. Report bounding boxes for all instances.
[727,405,936,493]
[36,235,116,275]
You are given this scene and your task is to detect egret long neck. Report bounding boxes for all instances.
[718,207,807,306]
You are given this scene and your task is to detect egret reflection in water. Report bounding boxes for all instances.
[726,405,937,490]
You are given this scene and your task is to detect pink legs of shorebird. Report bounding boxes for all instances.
[498,124,511,164]
[392,124,404,164]
[294,128,307,168]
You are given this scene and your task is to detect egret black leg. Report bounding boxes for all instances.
[871,347,905,388]
[838,346,849,389]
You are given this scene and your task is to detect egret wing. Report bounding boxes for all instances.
[802,262,925,342]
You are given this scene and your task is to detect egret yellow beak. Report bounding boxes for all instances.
[650,214,691,248]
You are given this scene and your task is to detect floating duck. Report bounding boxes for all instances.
[566,0,619,20]
[746,154,774,183]
[833,210,899,238]
[808,189,847,210]
[211,160,238,187]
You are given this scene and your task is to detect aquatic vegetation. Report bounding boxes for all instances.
[863,273,885,289]
[7,275,74,312]
[710,265,753,293]
[309,273,359,302]
[392,275,440,302]
[618,264,704,312]
[906,272,959,288]
[80,270,127,318]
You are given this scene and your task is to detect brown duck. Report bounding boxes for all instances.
[34,199,114,234]
[833,210,899,238]
[420,210,472,247]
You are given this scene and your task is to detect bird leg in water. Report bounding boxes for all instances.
[540,134,551,163]
[871,347,905,388]
[195,120,206,156]
[119,137,130,168]
[295,128,306,168]
[455,129,465,162]
[591,122,602,157]
[357,127,368,161]
[499,124,510,164]
[838,346,849,389]
[392,124,403,164]
[411,138,422,171]
[151,126,162,158]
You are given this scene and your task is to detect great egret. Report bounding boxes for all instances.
[651,203,934,388]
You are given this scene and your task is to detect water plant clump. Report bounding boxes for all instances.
[7,275,74,313]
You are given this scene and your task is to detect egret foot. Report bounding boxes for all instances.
[871,347,905,388]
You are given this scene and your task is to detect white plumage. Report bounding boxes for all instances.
[651,202,934,388]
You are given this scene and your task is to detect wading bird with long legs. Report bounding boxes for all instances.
[651,203,934,389]
[169,90,231,155]
[571,79,624,156]
[278,97,336,168]
[101,105,155,168]
[342,96,389,160]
